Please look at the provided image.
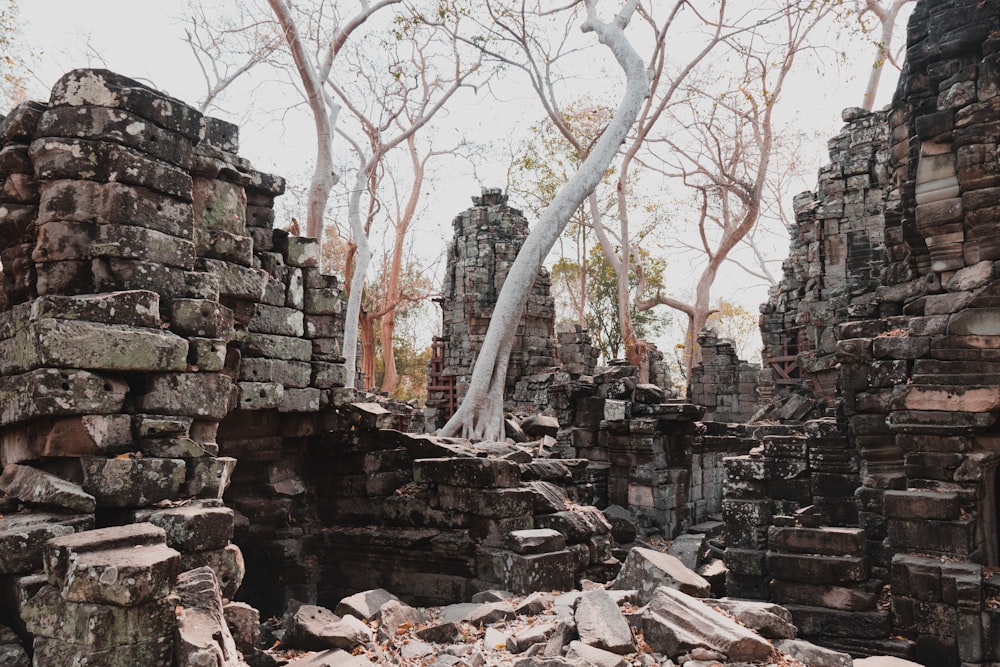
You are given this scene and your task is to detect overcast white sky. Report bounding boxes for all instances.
[14,1,912,361]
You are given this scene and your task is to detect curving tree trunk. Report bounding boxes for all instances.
[440,0,649,441]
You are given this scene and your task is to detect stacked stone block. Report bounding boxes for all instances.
[0,101,44,310]
[767,526,894,659]
[722,420,860,601]
[22,523,180,665]
[312,407,611,608]
[0,69,351,657]
[688,329,760,423]
[759,107,890,415]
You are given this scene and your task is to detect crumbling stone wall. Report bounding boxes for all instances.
[759,106,890,418]
[0,70,622,662]
[688,329,760,423]
[727,1,1000,663]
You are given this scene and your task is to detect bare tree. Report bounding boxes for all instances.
[636,3,833,380]
[855,0,914,109]
[330,12,480,389]
[266,0,402,241]
[184,2,283,114]
[440,0,649,441]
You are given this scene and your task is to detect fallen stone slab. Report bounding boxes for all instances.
[336,588,399,621]
[712,597,797,639]
[574,589,636,654]
[44,523,180,607]
[174,566,244,666]
[667,533,705,570]
[642,586,773,662]
[0,463,96,513]
[0,368,127,428]
[284,604,372,651]
[376,600,430,642]
[223,601,259,654]
[507,621,559,653]
[609,547,711,602]
[439,601,516,626]
[565,640,629,667]
[775,638,852,667]
[0,511,93,574]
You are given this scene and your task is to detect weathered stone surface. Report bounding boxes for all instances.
[609,547,711,603]
[767,526,866,555]
[0,414,132,464]
[0,626,27,667]
[335,588,399,621]
[564,641,628,667]
[32,635,173,667]
[223,601,259,654]
[49,69,203,141]
[0,463,96,512]
[44,523,180,606]
[574,589,636,654]
[0,368,127,427]
[506,529,566,555]
[284,604,372,651]
[376,600,430,642]
[8,318,189,373]
[174,566,243,667]
[132,503,234,552]
[712,598,797,639]
[0,512,93,573]
[81,456,185,508]
[414,457,521,488]
[439,601,517,626]
[179,544,245,600]
[138,373,234,419]
[642,586,772,662]
[774,639,852,667]
[185,456,237,498]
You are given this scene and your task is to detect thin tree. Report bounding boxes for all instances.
[440,0,649,441]
[266,0,402,241]
[330,14,480,389]
[636,3,832,379]
[854,0,914,110]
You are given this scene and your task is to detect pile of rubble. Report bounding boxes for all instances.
[249,546,918,667]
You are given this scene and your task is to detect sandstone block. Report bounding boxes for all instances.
[414,457,521,488]
[0,369,127,427]
[80,456,185,508]
[0,463,96,512]
[0,512,93,573]
[49,69,203,141]
[179,543,245,599]
[609,547,711,603]
[184,456,237,499]
[642,586,772,661]
[22,584,175,649]
[138,372,233,419]
[44,523,180,606]
[574,589,635,654]
[174,566,241,667]
[133,503,234,552]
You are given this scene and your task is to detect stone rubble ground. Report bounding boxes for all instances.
[248,577,920,667]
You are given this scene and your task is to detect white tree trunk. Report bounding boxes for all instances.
[341,163,373,389]
[440,0,649,441]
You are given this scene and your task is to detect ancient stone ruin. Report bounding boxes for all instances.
[0,0,997,664]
